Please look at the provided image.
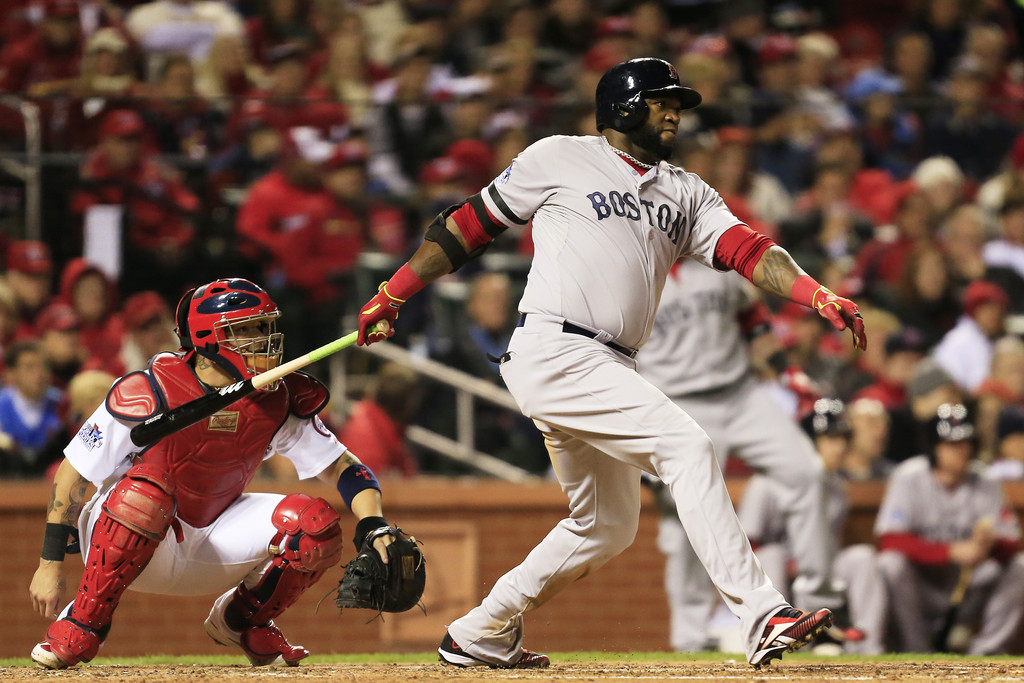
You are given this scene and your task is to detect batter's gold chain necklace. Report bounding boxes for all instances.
[613,147,655,170]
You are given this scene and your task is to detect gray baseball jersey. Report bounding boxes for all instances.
[636,259,755,395]
[482,135,739,350]
[874,456,1024,654]
[446,135,794,666]
[875,456,1019,543]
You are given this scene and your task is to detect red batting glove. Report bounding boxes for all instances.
[812,286,867,351]
[357,282,403,346]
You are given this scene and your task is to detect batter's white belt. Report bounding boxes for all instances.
[517,313,638,359]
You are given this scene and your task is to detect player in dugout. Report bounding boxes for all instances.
[28,278,405,669]
[356,57,866,669]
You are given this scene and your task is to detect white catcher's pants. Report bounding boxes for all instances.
[447,317,786,665]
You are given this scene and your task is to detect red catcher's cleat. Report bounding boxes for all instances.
[31,619,101,670]
[204,589,309,667]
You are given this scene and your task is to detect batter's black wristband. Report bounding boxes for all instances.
[354,516,389,549]
[41,523,76,562]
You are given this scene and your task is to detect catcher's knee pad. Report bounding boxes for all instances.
[72,467,175,629]
[229,496,343,626]
[270,494,343,572]
[102,464,176,541]
[43,618,101,666]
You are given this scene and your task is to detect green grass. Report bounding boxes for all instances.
[3,651,1024,668]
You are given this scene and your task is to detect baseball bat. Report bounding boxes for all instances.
[129,330,359,447]
[932,565,973,653]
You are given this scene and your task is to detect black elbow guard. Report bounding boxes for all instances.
[424,202,491,272]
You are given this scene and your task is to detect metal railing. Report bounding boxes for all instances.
[329,337,537,483]
[0,95,42,239]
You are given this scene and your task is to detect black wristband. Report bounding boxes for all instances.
[354,516,388,548]
[41,523,75,562]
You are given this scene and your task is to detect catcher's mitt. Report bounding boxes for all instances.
[335,526,425,615]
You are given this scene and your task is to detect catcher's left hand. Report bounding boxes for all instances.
[335,526,425,614]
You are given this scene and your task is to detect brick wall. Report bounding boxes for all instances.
[4,477,1018,659]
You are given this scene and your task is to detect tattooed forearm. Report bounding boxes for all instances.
[63,475,90,526]
[751,246,805,299]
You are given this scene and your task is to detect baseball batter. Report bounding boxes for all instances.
[28,278,401,669]
[635,261,839,651]
[875,403,1024,654]
[357,58,867,669]
[738,399,888,655]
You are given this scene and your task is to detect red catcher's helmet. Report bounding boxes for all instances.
[175,279,283,385]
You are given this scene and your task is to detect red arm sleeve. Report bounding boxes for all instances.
[713,224,777,280]
[450,198,502,251]
[879,532,951,565]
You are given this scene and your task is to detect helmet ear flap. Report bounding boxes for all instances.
[175,287,197,350]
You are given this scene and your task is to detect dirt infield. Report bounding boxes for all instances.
[3,660,1024,682]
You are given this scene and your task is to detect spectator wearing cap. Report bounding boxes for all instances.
[141,53,226,159]
[0,340,63,477]
[236,129,333,305]
[932,280,1009,393]
[4,241,55,343]
[88,290,178,376]
[35,301,84,388]
[988,407,1024,480]
[848,69,921,180]
[125,0,244,71]
[78,27,136,100]
[0,0,82,97]
[974,337,1024,462]
[72,109,200,300]
[57,258,121,369]
[276,139,406,351]
[924,56,1014,182]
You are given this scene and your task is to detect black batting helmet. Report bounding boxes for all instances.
[926,403,977,461]
[595,58,702,132]
[801,398,851,438]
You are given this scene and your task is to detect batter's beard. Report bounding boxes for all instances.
[628,123,675,162]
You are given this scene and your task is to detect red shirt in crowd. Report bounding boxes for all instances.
[72,150,199,252]
[339,399,418,477]
[58,257,124,366]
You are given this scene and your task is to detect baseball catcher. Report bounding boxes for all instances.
[335,525,425,615]
[28,278,419,669]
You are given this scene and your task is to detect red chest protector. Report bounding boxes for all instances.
[106,353,329,528]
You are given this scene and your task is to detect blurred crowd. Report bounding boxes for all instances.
[0,0,1021,484]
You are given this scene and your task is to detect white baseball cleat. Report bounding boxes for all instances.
[438,631,550,669]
